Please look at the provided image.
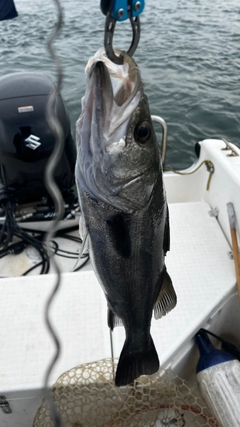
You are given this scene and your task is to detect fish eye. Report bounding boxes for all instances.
[134,121,152,144]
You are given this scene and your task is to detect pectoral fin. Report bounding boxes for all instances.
[108,308,123,330]
[72,231,89,272]
[154,270,177,319]
[79,214,89,256]
[163,206,170,255]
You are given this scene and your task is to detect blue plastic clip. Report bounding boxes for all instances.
[131,0,145,18]
[111,0,145,22]
[111,0,128,22]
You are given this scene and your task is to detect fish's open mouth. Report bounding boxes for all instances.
[85,49,142,146]
[86,48,141,108]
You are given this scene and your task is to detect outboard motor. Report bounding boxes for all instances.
[0,71,76,205]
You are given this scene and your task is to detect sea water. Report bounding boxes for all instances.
[0,0,239,169]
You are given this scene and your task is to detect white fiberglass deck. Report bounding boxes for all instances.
[0,200,236,402]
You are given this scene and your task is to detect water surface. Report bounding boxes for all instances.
[1,0,239,168]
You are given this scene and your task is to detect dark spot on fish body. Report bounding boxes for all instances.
[106,213,131,258]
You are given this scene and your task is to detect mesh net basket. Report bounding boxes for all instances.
[33,358,218,427]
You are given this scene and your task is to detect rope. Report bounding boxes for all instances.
[164,160,215,191]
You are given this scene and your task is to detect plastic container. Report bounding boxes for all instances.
[196,330,240,427]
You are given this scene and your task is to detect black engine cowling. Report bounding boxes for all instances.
[0,71,76,205]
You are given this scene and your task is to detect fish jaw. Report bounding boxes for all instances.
[76,61,109,203]
[76,49,161,213]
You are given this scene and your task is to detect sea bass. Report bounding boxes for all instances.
[75,48,177,387]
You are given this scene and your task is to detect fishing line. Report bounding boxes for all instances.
[43,0,65,425]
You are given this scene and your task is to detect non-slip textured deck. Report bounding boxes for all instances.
[0,271,110,394]
[0,201,236,396]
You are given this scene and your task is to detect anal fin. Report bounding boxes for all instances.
[154,270,177,319]
[108,308,123,331]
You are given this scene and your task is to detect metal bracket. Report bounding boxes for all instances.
[0,396,12,414]
[221,138,239,157]
[104,14,140,64]
[209,207,219,218]
[151,115,168,167]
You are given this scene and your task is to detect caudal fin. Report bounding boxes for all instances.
[115,336,159,387]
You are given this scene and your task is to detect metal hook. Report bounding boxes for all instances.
[104,13,140,65]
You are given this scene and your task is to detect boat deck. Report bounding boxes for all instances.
[0,200,236,403]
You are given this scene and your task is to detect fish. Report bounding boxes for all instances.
[75,48,177,387]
